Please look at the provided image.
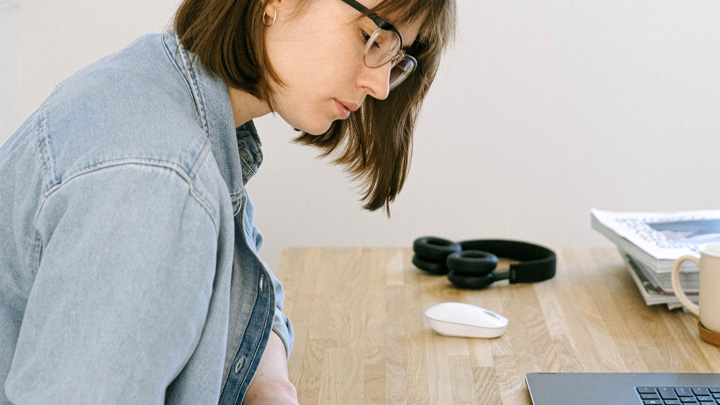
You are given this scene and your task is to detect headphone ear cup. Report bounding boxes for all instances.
[412,254,449,275]
[447,271,496,289]
[413,237,462,262]
[446,250,498,276]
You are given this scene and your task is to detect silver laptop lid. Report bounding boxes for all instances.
[526,372,720,405]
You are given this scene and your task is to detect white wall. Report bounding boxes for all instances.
[5,1,720,271]
[0,0,18,139]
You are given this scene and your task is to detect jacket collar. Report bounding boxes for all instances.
[162,30,263,208]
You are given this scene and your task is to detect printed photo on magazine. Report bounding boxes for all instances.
[591,209,720,260]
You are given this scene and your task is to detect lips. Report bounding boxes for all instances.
[339,101,360,112]
[335,99,360,120]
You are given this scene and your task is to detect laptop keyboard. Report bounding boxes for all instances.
[636,386,720,404]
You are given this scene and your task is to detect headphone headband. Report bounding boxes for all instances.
[458,240,556,284]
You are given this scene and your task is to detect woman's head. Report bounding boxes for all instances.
[175,0,456,212]
[259,0,425,135]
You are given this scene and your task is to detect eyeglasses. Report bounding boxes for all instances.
[340,0,417,90]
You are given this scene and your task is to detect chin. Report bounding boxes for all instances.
[297,120,333,136]
[303,128,329,136]
[280,108,335,135]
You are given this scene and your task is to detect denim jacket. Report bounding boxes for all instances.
[0,31,293,404]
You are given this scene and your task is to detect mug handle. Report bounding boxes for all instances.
[671,255,700,316]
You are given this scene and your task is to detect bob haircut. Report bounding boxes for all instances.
[175,0,456,213]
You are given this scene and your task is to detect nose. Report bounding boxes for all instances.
[358,62,391,101]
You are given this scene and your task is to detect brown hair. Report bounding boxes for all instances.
[175,0,456,213]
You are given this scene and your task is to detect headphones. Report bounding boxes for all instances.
[412,236,557,289]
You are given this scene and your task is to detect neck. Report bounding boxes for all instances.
[227,87,273,127]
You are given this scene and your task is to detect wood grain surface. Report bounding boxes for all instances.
[274,247,720,404]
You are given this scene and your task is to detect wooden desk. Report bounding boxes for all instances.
[274,247,720,404]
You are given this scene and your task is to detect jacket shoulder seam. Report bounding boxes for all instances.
[35,150,220,234]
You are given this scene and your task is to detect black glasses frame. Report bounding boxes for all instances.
[339,0,417,90]
[340,0,405,53]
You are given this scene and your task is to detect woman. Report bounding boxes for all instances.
[0,0,455,403]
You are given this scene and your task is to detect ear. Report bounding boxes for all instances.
[263,1,278,23]
[263,0,277,16]
[264,0,300,19]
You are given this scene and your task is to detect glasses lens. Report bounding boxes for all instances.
[364,27,401,68]
[389,57,416,90]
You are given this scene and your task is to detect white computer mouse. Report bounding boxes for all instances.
[424,302,508,338]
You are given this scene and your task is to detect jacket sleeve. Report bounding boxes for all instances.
[265,251,294,360]
[5,164,223,404]
[244,194,294,360]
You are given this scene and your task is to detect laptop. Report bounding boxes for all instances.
[526,372,720,405]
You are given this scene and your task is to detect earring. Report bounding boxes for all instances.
[262,10,277,27]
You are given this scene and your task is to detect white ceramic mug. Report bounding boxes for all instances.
[671,242,720,333]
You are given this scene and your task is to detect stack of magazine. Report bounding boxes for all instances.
[591,208,720,309]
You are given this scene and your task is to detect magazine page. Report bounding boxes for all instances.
[591,209,720,260]
[617,249,698,295]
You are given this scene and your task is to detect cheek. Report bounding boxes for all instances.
[276,51,360,102]
[272,48,350,93]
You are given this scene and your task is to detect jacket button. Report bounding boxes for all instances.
[234,356,245,374]
[259,275,264,291]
